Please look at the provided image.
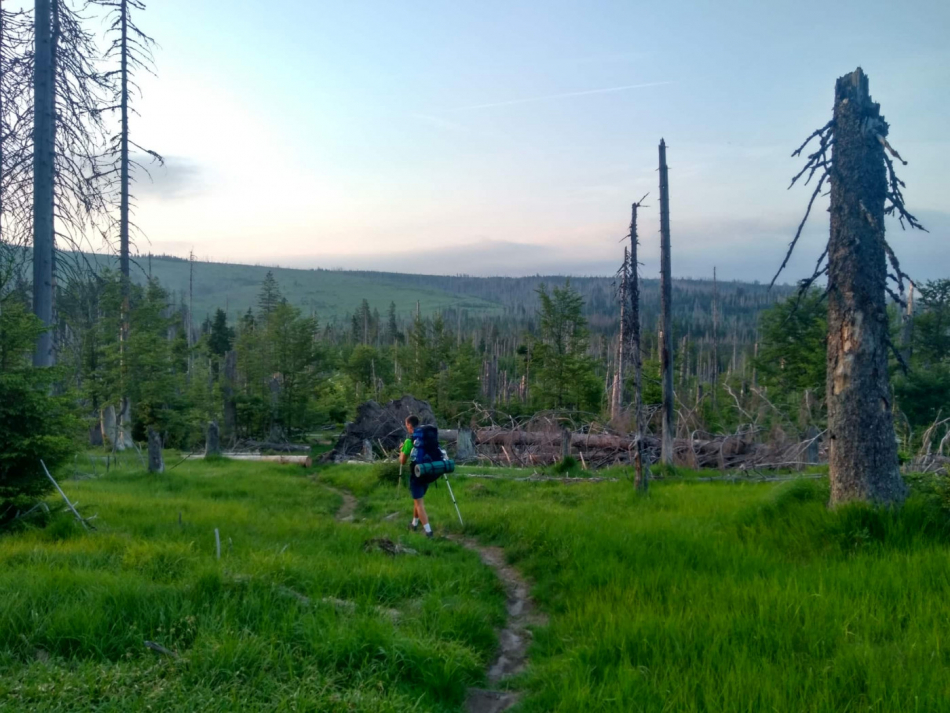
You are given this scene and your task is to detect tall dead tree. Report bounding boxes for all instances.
[711,265,719,403]
[611,246,629,422]
[29,0,114,365]
[32,0,55,366]
[629,197,648,491]
[96,0,161,448]
[777,68,925,506]
[658,139,674,465]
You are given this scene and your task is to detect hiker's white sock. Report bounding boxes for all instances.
[412,518,419,526]
[423,523,432,533]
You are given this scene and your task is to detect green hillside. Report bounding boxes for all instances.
[111,254,504,322]
[82,252,790,332]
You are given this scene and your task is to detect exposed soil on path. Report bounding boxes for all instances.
[318,481,358,522]
[447,535,546,713]
[322,478,543,713]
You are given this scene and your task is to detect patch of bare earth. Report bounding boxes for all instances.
[318,481,358,522]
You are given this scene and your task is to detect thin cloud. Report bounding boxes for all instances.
[450,81,671,111]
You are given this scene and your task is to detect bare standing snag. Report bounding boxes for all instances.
[658,139,675,466]
[777,68,926,506]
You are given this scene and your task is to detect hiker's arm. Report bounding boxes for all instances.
[399,451,408,465]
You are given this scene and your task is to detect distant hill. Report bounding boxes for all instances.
[88,253,504,322]
[37,251,797,333]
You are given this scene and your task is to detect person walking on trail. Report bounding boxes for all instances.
[401,415,434,538]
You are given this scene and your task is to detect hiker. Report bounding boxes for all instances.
[400,414,435,538]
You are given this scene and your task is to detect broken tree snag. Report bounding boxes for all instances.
[205,421,221,457]
[658,139,675,466]
[222,350,237,443]
[630,197,648,491]
[826,68,906,506]
[147,428,164,473]
[456,428,476,462]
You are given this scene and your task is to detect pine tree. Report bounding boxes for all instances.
[257,271,281,317]
[533,281,600,411]
[387,301,399,345]
[208,308,234,357]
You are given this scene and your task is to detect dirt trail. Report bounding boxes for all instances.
[448,535,545,713]
[319,482,358,522]
[323,479,542,712]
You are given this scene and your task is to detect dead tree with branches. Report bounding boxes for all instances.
[30,0,115,366]
[630,196,648,490]
[776,67,925,506]
[94,0,162,447]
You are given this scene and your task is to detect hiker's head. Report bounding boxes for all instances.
[406,415,420,434]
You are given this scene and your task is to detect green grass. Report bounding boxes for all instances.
[6,460,950,712]
[0,460,505,712]
[322,465,950,712]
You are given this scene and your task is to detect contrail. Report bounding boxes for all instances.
[451,81,671,111]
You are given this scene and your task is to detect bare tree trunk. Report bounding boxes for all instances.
[119,0,131,436]
[32,0,55,367]
[711,266,719,404]
[900,282,914,364]
[205,420,220,457]
[658,139,675,466]
[629,200,647,491]
[612,248,628,422]
[826,68,905,506]
[147,427,164,473]
[223,349,237,442]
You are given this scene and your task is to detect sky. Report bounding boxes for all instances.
[115,0,950,281]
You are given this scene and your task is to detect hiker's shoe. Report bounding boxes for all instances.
[409,521,419,532]
[425,530,434,539]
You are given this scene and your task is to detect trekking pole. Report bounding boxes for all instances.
[398,463,403,489]
[443,474,463,526]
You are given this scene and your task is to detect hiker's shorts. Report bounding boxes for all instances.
[409,474,429,500]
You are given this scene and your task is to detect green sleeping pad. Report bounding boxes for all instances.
[414,459,456,479]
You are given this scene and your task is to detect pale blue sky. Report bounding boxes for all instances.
[125,0,949,280]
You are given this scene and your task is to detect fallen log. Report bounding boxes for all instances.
[193,454,312,467]
[441,428,649,450]
[228,454,312,466]
[241,441,312,453]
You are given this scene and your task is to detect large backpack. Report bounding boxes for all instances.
[410,424,442,466]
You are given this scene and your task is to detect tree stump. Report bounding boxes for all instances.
[561,427,571,462]
[101,405,120,450]
[119,398,134,450]
[361,439,374,461]
[826,68,905,505]
[147,428,164,473]
[206,421,221,457]
[456,428,476,462]
[804,426,821,466]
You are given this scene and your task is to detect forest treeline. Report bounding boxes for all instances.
[2,262,946,462]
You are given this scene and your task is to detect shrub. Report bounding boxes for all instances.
[0,303,80,525]
[375,462,403,486]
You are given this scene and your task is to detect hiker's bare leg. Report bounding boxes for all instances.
[414,498,429,526]
[412,501,419,519]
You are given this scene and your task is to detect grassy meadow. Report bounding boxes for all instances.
[3,459,950,711]
[0,459,505,712]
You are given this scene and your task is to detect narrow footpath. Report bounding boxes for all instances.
[324,480,542,713]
